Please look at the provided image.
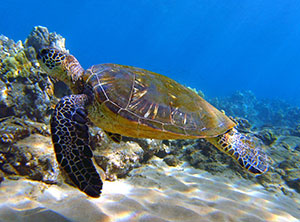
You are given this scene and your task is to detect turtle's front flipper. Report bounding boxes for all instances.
[207,128,270,174]
[51,94,103,197]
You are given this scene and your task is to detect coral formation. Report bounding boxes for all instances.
[90,127,170,181]
[210,90,300,128]
[0,35,36,79]
[24,26,67,54]
[0,34,55,123]
[0,117,57,184]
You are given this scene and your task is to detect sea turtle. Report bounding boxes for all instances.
[37,48,269,198]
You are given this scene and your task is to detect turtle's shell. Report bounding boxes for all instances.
[84,64,236,139]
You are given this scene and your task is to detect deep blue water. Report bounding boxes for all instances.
[1,0,300,105]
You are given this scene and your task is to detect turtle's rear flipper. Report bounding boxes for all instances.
[208,128,270,174]
[51,94,103,197]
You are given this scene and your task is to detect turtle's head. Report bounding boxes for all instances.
[37,48,84,92]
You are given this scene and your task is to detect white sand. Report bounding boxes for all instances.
[0,158,299,222]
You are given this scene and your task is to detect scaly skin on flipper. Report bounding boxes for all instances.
[51,94,103,197]
[207,128,269,174]
[37,47,270,198]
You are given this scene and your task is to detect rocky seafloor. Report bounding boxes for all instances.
[0,26,300,221]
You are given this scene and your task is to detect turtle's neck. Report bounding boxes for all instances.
[63,54,85,94]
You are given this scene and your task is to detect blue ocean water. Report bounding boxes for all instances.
[1,0,300,105]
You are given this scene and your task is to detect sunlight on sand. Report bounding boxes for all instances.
[0,159,299,222]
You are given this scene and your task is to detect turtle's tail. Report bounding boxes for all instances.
[207,128,270,174]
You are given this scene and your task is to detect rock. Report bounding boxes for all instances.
[256,172,282,188]
[285,169,300,182]
[280,186,295,197]
[24,26,67,54]
[0,171,4,184]
[292,124,300,137]
[286,179,300,193]
[0,33,55,122]
[0,133,59,184]
[0,117,49,144]
[210,90,300,129]
[92,130,145,180]
[0,79,13,118]
[255,129,277,145]
[163,155,179,166]
[0,36,35,79]
[90,128,175,181]
[234,117,252,133]
[0,117,31,144]
[154,148,168,158]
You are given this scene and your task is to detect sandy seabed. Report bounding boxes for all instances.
[0,159,299,222]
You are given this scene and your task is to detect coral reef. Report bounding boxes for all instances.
[24,26,67,54]
[0,117,58,184]
[0,117,49,144]
[0,35,34,79]
[0,34,55,123]
[209,90,300,129]
[90,127,170,181]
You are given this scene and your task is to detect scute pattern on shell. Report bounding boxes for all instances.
[84,63,236,139]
